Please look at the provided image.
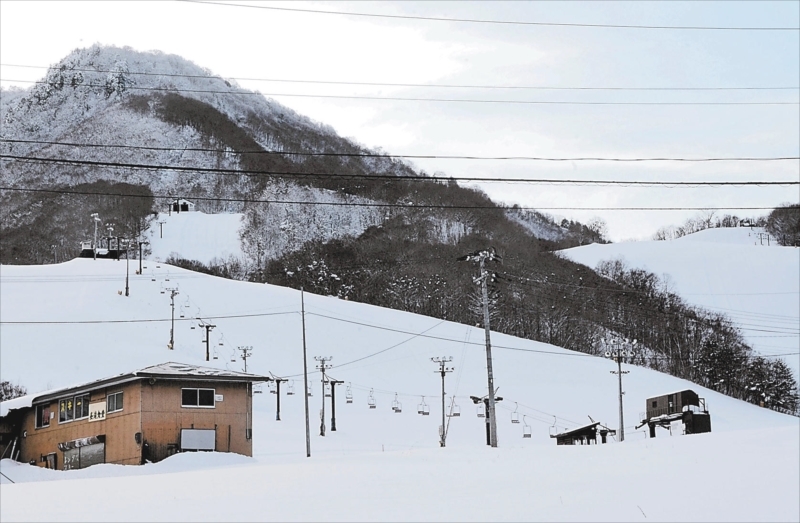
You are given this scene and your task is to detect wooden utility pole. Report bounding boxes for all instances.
[238,346,253,372]
[301,288,311,457]
[607,340,635,442]
[432,357,453,447]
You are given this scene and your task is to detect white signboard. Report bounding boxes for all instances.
[88,402,106,422]
[181,428,216,451]
[215,394,224,402]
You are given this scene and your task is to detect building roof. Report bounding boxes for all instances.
[0,362,269,417]
[550,421,601,439]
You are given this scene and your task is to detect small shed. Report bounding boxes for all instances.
[0,362,269,470]
[170,199,195,213]
[638,389,711,438]
[550,422,616,445]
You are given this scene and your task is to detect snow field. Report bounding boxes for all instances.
[1,242,798,521]
[561,227,800,378]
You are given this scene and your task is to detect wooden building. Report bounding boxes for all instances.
[550,421,616,445]
[637,389,711,438]
[0,362,268,470]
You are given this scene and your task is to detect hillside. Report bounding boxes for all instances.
[2,45,795,416]
[1,259,798,521]
[0,44,589,267]
[561,227,800,379]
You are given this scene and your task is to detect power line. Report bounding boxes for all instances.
[4,139,797,163]
[3,155,796,186]
[3,79,798,105]
[4,63,797,91]
[182,1,800,31]
[0,311,297,325]
[0,186,785,212]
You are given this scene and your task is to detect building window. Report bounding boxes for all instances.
[35,404,50,428]
[107,392,123,413]
[181,388,215,408]
[58,394,90,423]
[74,394,90,419]
[651,401,657,408]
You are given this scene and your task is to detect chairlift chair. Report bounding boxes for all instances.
[324,383,332,398]
[548,416,558,437]
[523,415,532,438]
[511,402,520,424]
[448,398,461,417]
[253,384,263,394]
[417,396,430,416]
[307,383,313,397]
[345,383,353,404]
[476,403,486,418]
[392,393,402,413]
[368,389,376,409]
[287,381,295,396]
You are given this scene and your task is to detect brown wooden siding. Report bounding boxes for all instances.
[17,382,143,468]
[140,380,252,462]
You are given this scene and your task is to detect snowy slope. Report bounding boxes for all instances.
[147,211,245,265]
[561,227,800,378]
[1,257,798,521]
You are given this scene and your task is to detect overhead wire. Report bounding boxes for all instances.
[2,155,796,186]
[3,138,797,163]
[182,1,800,31]
[0,186,785,212]
[3,63,798,91]
[3,79,798,105]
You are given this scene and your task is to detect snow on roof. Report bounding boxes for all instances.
[0,362,268,417]
[134,362,263,379]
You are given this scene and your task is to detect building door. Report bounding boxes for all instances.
[668,394,676,414]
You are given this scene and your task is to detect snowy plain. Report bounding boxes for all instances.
[1,224,798,522]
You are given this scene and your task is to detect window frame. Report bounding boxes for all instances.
[74,394,90,420]
[181,388,216,409]
[35,404,51,429]
[58,393,91,424]
[107,391,124,414]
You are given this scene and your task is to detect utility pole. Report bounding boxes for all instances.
[458,248,501,447]
[51,244,57,264]
[329,379,343,431]
[606,339,636,442]
[314,356,333,436]
[271,375,288,421]
[158,219,166,239]
[301,288,311,457]
[165,287,179,349]
[238,346,253,373]
[91,213,101,260]
[432,357,454,447]
[124,239,130,297]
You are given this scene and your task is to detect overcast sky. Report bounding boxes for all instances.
[1,1,798,240]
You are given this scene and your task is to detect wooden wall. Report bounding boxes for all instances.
[140,380,252,462]
[17,381,143,468]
